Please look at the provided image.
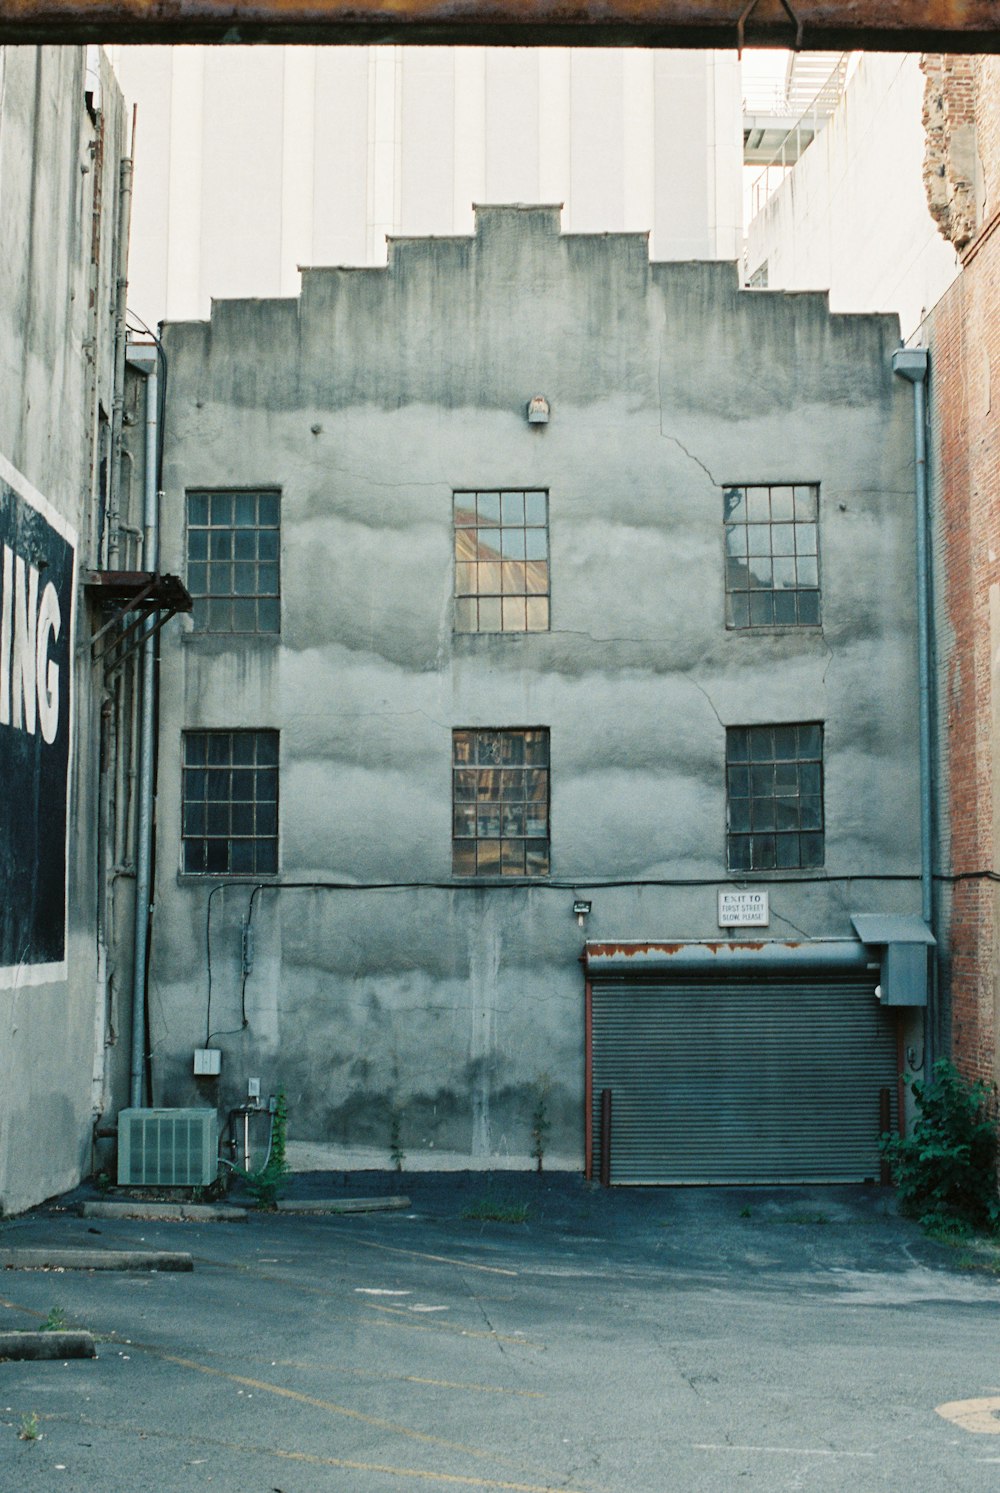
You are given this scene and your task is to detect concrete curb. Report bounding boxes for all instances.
[0,1248,193,1272]
[272,1195,411,1214]
[80,1201,246,1222]
[75,1196,410,1220]
[0,1331,96,1361]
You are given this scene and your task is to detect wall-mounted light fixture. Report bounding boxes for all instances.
[527,395,550,424]
[573,899,592,928]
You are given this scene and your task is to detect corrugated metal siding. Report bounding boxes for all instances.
[591,972,897,1184]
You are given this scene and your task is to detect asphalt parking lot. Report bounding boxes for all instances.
[2,1171,1000,1492]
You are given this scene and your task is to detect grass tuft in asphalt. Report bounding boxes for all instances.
[461,1194,530,1223]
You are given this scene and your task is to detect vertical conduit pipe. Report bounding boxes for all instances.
[106,116,135,569]
[892,345,934,1066]
[128,345,159,1108]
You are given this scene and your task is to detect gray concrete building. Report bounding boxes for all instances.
[149,204,928,1183]
[0,48,135,1214]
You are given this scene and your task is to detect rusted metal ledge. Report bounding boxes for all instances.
[0,0,998,49]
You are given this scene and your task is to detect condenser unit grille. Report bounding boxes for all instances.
[118,1108,217,1187]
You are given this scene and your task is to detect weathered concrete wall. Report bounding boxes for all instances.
[151,204,919,1170]
[0,49,127,1213]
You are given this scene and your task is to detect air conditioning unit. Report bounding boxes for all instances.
[117,1108,218,1187]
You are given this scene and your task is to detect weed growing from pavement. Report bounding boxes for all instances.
[531,1076,551,1174]
[18,1413,40,1441]
[462,1195,530,1224]
[389,1111,405,1173]
[40,1306,67,1332]
[244,1089,291,1210]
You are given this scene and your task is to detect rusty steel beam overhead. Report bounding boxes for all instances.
[2,0,1000,47]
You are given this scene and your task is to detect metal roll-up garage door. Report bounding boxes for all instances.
[590,970,898,1184]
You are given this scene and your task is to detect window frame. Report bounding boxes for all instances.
[725,722,824,873]
[453,489,550,634]
[451,727,551,878]
[722,482,821,631]
[180,728,280,877]
[185,488,281,635]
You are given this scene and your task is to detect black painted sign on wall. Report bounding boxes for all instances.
[0,459,76,984]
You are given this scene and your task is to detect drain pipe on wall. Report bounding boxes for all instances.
[127,343,160,1108]
[892,344,935,1067]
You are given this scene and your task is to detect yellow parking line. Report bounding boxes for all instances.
[365,1300,541,1347]
[154,1349,529,1469]
[330,1230,519,1276]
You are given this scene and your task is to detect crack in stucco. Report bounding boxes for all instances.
[683,674,725,731]
[658,428,719,488]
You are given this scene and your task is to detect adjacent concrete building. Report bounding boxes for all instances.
[745,53,960,339]
[146,205,927,1183]
[108,45,743,327]
[0,48,133,1214]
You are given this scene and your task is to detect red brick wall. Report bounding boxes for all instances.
[927,56,1000,1087]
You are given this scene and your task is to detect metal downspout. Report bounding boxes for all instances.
[106,117,135,569]
[129,346,159,1108]
[892,345,934,1065]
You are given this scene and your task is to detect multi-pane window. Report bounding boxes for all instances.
[454,490,549,633]
[182,730,278,874]
[724,484,820,628]
[726,723,824,871]
[452,729,550,876]
[186,490,280,633]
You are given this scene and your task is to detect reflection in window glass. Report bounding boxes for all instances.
[723,484,820,629]
[454,491,549,633]
[452,728,550,876]
[726,723,824,871]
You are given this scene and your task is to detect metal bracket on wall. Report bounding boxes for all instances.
[737,0,804,55]
[83,569,192,676]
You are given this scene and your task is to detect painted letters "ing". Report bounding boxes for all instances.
[0,543,61,744]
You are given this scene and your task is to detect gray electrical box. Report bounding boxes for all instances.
[850,914,935,1007]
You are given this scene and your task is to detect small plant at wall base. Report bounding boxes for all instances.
[244,1089,290,1211]
[531,1078,551,1174]
[389,1112,405,1173]
[881,1059,1000,1234]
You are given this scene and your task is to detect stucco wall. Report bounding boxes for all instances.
[150,205,920,1170]
[0,49,126,1213]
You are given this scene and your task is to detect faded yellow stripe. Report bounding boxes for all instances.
[155,1350,522,1466]
[330,1229,519,1276]
[366,1300,542,1347]
[67,1412,592,1493]
[271,1359,543,1397]
[266,1444,585,1489]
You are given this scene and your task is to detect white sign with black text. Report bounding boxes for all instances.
[718,890,769,927]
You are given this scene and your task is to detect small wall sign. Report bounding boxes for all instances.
[718,890,769,927]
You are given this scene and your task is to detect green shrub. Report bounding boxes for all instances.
[881,1059,999,1233]
[245,1089,290,1211]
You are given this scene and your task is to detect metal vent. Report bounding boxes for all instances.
[117,1108,218,1187]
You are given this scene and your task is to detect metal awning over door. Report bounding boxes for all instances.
[589,967,898,1185]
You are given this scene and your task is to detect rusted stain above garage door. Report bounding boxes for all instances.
[2,0,999,49]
